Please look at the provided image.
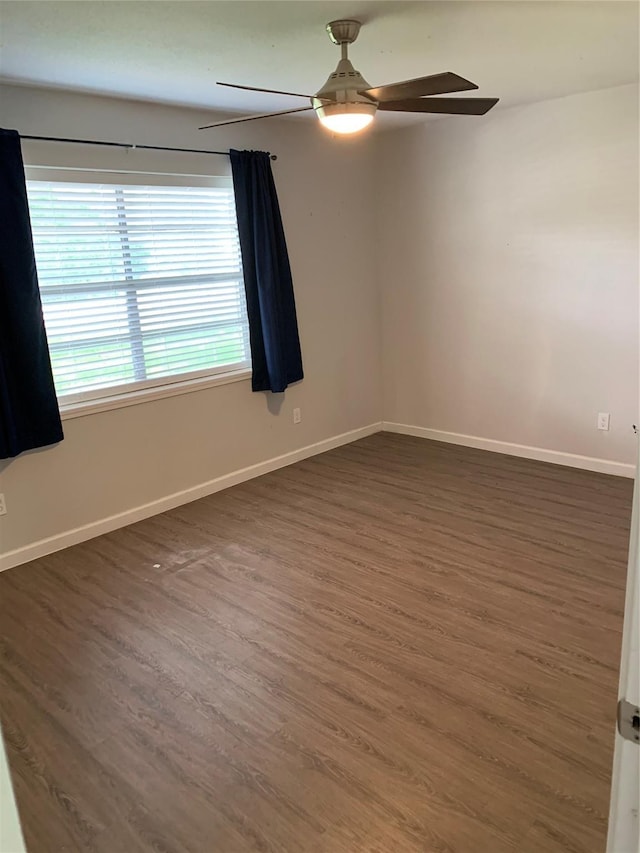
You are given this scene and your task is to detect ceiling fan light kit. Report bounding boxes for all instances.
[201,19,499,134]
[314,100,376,134]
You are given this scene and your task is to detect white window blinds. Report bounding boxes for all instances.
[26,171,250,403]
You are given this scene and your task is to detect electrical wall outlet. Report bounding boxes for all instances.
[293,407,301,424]
[0,493,6,516]
[597,412,611,431]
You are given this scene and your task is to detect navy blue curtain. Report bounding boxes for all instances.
[230,150,303,393]
[0,128,63,459]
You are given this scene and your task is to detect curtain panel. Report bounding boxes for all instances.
[230,150,303,394]
[0,128,63,459]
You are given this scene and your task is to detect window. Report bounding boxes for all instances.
[26,169,250,405]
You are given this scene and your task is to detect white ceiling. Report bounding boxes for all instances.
[0,1,638,127]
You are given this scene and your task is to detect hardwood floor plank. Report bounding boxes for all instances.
[0,434,632,851]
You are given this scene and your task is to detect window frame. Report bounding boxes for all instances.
[25,165,252,416]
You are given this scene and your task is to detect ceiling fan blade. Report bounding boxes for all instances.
[360,72,478,102]
[217,82,334,101]
[199,106,314,130]
[378,97,499,115]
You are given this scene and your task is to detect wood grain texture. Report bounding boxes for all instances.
[0,434,633,852]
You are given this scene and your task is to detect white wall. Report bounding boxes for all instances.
[0,84,383,560]
[376,84,639,465]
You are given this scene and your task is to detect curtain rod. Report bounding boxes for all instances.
[20,134,277,160]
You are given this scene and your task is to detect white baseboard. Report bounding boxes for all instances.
[0,422,382,573]
[382,422,636,479]
[3,419,633,572]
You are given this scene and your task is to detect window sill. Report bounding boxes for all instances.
[59,367,252,421]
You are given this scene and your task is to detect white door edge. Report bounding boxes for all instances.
[607,433,639,853]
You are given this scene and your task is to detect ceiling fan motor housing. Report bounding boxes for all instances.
[314,58,373,103]
[312,57,378,127]
[313,59,377,110]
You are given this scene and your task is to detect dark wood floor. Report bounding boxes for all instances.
[0,434,633,853]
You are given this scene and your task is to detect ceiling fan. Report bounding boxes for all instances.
[199,19,499,135]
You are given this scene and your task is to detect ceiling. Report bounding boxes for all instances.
[0,1,638,128]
